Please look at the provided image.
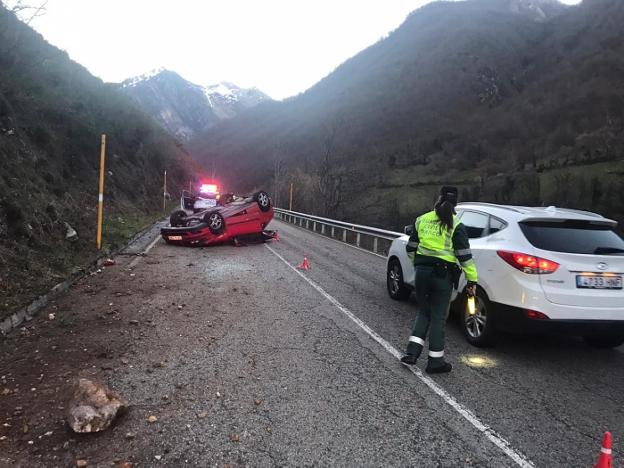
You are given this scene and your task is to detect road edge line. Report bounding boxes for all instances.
[128,234,161,269]
[265,243,534,468]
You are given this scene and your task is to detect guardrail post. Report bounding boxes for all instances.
[373,237,378,254]
[331,226,335,237]
[306,219,309,229]
[343,229,347,242]
[356,233,361,247]
[313,221,316,232]
[321,224,325,235]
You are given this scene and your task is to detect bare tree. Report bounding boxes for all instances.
[272,158,284,208]
[317,120,345,218]
[5,0,48,24]
[271,141,285,208]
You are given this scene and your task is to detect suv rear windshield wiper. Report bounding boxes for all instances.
[594,247,624,255]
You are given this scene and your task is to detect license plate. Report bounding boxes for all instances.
[168,235,183,241]
[576,275,623,289]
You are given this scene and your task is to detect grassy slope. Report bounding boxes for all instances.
[0,7,193,320]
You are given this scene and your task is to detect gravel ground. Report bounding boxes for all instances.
[0,218,622,467]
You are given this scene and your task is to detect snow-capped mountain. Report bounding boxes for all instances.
[119,69,270,141]
[202,81,270,119]
[505,0,566,21]
[203,82,269,120]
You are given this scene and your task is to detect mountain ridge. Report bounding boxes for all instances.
[120,69,270,141]
[189,0,624,229]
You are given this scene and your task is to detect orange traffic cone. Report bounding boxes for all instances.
[273,232,280,241]
[594,432,613,468]
[297,255,310,270]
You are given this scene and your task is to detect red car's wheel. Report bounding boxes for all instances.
[203,211,225,235]
[254,191,271,212]
[170,210,187,227]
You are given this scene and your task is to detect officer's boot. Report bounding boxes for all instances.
[425,349,452,374]
[401,335,425,365]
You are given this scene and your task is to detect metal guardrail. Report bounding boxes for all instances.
[274,208,404,256]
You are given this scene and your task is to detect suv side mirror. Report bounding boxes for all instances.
[404,225,414,236]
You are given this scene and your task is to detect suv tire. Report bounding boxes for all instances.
[461,287,497,347]
[387,258,411,301]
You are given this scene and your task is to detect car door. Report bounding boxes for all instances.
[453,210,492,298]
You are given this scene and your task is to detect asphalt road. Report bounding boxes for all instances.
[2,216,622,467]
[269,218,624,467]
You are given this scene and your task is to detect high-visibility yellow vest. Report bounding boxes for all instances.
[415,211,460,263]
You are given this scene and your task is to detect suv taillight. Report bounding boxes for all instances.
[497,250,559,274]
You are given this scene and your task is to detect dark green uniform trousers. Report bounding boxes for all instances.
[406,265,453,367]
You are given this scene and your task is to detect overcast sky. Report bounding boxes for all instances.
[16,0,582,100]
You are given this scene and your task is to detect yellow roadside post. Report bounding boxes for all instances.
[289,182,293,211]
[96,134,106,250]
[163,170,167,212]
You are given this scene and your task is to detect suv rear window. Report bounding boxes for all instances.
[519,221,624,255]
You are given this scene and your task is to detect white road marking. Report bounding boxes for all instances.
[128,234,161,269]
[144,233,162,254]
[265,243,534,468]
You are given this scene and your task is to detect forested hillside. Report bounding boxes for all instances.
[0,6,192,320]
[191,0,624,230]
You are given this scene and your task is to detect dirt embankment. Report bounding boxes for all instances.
[0,237,245,466]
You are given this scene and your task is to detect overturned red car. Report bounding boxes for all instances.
[161,191,275,246]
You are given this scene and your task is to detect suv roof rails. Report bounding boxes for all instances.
[457,202,524,213]
[548,207,604,218]
[459,202,606,219]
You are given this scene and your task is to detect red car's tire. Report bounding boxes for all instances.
[203,211,225,235]
[170,210,187,227]
[254,191,271,212]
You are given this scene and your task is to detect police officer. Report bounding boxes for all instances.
[400,186,477,373]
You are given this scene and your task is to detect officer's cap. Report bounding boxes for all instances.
[439,186,459,205]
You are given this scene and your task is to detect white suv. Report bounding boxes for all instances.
[386,203,624,348]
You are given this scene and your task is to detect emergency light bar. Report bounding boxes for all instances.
[200,184,218,194]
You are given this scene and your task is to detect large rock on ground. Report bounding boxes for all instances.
[67,378,126,433]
